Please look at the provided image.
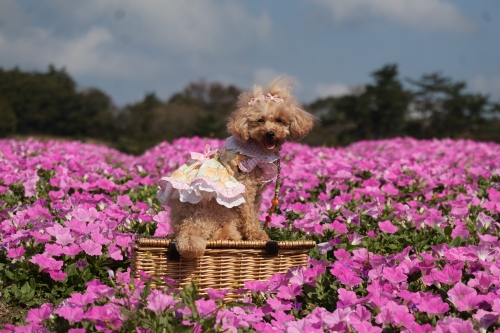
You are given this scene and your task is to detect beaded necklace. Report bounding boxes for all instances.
[263,156,281,229]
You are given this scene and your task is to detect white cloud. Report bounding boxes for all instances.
[315,83,351,98]
[470,75,500,100]
[0,27,159,78]
[0,0,272,83]
[50,0,272,56]
[311,0,478,33]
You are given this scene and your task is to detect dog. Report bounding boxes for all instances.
[157,75,314,258]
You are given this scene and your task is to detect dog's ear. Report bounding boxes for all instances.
[289,107,315,141]
[227,108,249,142]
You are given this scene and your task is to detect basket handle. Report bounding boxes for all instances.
[265,241,279,256]
[168,241,181,261]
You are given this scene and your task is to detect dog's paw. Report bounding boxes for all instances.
[175,236,206,259]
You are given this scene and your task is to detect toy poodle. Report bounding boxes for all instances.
[157,75,314,258]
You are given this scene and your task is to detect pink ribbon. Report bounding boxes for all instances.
[248,93,284,106]
[265,93,284,103]
[190,145,217,163]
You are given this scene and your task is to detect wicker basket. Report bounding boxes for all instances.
[131,237,316,299]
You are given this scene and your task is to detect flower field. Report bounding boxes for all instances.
[1,136,500,333]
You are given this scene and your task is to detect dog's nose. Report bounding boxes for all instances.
[266,131,275,140]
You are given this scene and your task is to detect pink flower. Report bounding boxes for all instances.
[45,243,64,256]
[337,288,358,308]
[49,270,67,281]
[468,271,494,293]
[26,303,52,324]
[55,306,84,322]
[107,243,123,260]
[146,290,174,314]
[276,283,302,300]
[349,305,371,325]
[266,298,292,311]
[336,270,362,288]
[206,289,228,301]
[55,232,75,246]
[352,322,382,333]
[286,266,306,286]
[378,220,398,234]
[30,253,63,271]
[68,292,97,306]
[196,299,217,318]
[382,266,407,284]
[6,246,25,260]
[393,311,415,328]
[347,232,365,245]
[80,240,103,256]
[85,304,123,331]
[117,194,133,206]
[448,282,480,311]
[62,244,81,256]
[434,264,462,285]
[244,281,268,293]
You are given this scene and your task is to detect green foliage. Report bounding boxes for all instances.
[3,63,499,154]
[0,65,117,141]
[0,98,17,137]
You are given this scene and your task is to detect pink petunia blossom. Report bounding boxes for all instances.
[276,283,302,300]
[6,246,25,260]
[55,306,84,322]
[378,220,398,234]
[49,270,67,281]
[107,243,123,260]
[146,290,174,314]
[80,240,103,256]
[25,304,52,324]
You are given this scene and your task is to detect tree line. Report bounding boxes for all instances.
[1,64,499,154]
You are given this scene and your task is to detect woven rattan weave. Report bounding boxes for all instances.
[131,237,316,299]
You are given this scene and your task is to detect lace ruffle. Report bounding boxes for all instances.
[157,176,246,208]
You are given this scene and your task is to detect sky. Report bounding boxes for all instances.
[0,0,499,107]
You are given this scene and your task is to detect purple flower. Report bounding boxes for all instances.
[76,261,88,269]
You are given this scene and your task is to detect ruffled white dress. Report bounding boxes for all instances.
[157,136,279,208]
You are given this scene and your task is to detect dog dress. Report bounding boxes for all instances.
[157,136,279,208]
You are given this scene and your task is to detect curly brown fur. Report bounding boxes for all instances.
[170,75,314,259]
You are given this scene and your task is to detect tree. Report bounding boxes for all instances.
[307,64,411,145]
[407,73,491,139]
[0,99,17,137]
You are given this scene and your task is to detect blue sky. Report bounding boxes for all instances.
[0,0,499,106]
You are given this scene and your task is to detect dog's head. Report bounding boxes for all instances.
[227,75,314,152]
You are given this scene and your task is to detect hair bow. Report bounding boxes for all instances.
[265,93,284,103]
[248,93,284,106]
[190,145,217,163]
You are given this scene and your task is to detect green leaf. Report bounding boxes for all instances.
[21,282,31,294]
[450,236,463,247]
[444,225,453,236]
[4,269,16,280]
[434,226,445,237]
[65,263,77,277]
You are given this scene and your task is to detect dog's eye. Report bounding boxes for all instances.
[258,119,265,123]
[276,119,282,123]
